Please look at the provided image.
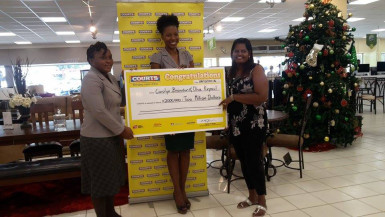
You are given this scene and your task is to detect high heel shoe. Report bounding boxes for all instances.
[173,193,188,214]
[185,199,191,209]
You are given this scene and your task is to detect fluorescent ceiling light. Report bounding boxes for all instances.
[65,40,80,43]
[14,41,32,44]
[372,29,385,32]
[347,17,365,22]
[350,0,379,5]
[56,31,75,35]
[258,29,278,33]
[259,0,281,3]
[40,17,66,22]
[113,39,120,43]
[221,17,244,22]
[0,32,16,36]
[116,17,118,22]
[292,17,313,22]
[114,30,119,34]
[207,0,233,2]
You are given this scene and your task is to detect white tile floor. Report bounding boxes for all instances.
[53,108,385,217]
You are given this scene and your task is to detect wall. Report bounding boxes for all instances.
[355,38,384,66]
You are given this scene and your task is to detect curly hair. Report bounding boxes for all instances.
[86,41,108,64]
[156,14,179,35]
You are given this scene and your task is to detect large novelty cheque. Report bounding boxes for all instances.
[124,67,227,136]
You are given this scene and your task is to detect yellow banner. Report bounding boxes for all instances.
[125,67,227,137]
[117,2,208,203]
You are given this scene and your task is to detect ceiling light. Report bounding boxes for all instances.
[56,31,75,35]
[258,29,278,33]
[206,0,233,2]
[221,17,244,22]
[40,17,66,22]
[372,29,385,32]
[114,30,119,34]
[350,0,379,5]
[215,25,223,31]
[116,17,118,22]
[113,39,120,43]
[203,29,209,34]
[347,17,365,22]
[90,26,97,33]
[14,41,32,45]
[65,40,80,43]
[292,17,313,22]
[0,32,16,36]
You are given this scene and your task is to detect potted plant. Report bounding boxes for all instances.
[8,93,37,128]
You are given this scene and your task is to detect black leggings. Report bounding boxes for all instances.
[231,133,266,195]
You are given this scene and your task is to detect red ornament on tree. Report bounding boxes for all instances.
[297,85,304,92]
[303,89,313,99]
[308,24,313,31]
[287,52,294,58]
[299,31,303,38]
[328,20,335,27]
[320,96,326,102]
[334,60,340,66]
[323,49,329,56]
[331,40,335,44]
[341,99,348,107]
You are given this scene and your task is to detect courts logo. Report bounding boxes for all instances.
[140,64,151,68]
[155,12,168,16]
[147,173,160,177]
[189,162,196,166]
[194,140,204,144]
[132,189,145,193]
[193,169,205,174]
[129,160,143,164]
[120,13,134,17]
[148,38,161,42]
[178,29,186,33]
[132,125,143,129]
[193,183,206,187]
[194,63,202,67]
[124,64,137,68]
[146,158,159,163]
[131,174,144,179]
[180,38,193,42]
[122,30,135,34]
[139,30,152,34]
[145,143,158,148]
[154,165,167,170]
[137,151,151,156]
[156,47,164,51]
[130,21,144,25]
[163,186,174,191]
[128,144,142,149]
[153,123,162,127]
[148,188,160,192]
[139,47,154,51]
[180,21,192,25]
[152,135,164,140]
[187,177,197,181]
[173,12,185,16]
[179,46,186,50]
[132,55,146,59]
[192,155,204,159]
[189,46,201,50]
[154,150,166,155]
[131,38,145,42]
[146,21,157,25]
[131,75,160,82]
[155,179,167,184]
[140,181,152,185]
[188,12,201,16]
[162,172,170,176]
[123,47,136,52]
[138,136,150,140]
[139,166,152,171]
[138,12,152,16]
[189,29,201,33]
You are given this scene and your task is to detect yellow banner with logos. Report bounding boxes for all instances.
[116,2,208,203]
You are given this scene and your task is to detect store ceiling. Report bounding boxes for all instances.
[0,0,384,46]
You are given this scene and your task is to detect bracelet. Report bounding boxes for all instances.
[230,94,235,102]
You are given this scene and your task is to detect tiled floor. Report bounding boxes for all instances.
[53,108,385,217]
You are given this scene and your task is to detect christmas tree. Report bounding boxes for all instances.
[280,0,360,147]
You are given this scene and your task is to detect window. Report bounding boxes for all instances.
[0,66,6,88]
[381,53,385,61]
[25,63,90,96]
[204,58,217,68]
[218,58,232,67]
[357,53,363,64]
[254,55,286,75]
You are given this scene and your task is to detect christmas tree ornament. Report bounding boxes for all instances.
[328,88,333,93]
[296,43,300,47]
[306,43,323,67]
[290,96,294,102]
[318,51,322,56]
[318,23,323,28]
[296,73,300,77]
[304,35,310,41]
[276,129,280,133]
[323,49,329,56]
[313,102,319,107]
[330,120,335,126]
[308,24,312,30]
[282,90,287,95]
[297,85,304,92]
[331,71,335,74]
[321,96,326,102]
[350,66,356,72]
[304,134,310,139]
[316,115,322,121]
[288,52,294,57]
[354,83,358,87]
[338,12,342,18]
[343,23,349,31]
[287,72,293,78]
[331,40,335,44]
[309,4,314,9]
[348,90,352,97]
[281,44,286,48]
[326,73,331,78]
[348,12,353,18]
[284,84,289,89]
[328,19,334,27]
[292,106,298,111]
[330,49,334,55]
[309,76,313,80]
[331,64,335,68]
[352,27,356,32]
[341,99,348,107]
[320,81,325,86]
[324,136,330,142]
[345,117,349,121]
[325,11,330,15]
[335,109,340,114]
[342,36,347,40]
